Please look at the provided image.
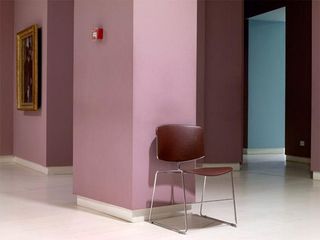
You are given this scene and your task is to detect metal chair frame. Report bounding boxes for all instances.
[148,126,238,234]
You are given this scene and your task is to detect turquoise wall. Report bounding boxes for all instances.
[248,20,285,148]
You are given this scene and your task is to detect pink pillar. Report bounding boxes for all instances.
[73,0,197,210]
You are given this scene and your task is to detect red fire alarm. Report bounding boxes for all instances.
[92,28,103,40]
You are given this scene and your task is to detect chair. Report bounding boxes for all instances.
[148,124,237,234]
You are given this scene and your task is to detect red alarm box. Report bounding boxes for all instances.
[92,28,103,40]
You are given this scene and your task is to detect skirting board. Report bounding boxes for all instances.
[313,172,320,180]
[14,156,49,174]
[77,195,191,223]
[201,163,240,171]
[286,155,310,164]
[0,155,72,175]
[243,148,285,155]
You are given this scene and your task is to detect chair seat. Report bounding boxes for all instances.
[185,167,233,176]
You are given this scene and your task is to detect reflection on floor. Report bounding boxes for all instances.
[1,154,320,240]
[242,154,311,178]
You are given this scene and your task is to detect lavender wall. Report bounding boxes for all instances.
[0,1,14,155]
[311,1,320,171]
[73,0,134,209]
[204,1,244,164]
[46,0,73,166]
[132,0,197,209]
[14,0,48,166]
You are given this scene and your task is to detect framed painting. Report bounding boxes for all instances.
[16,24,39,111]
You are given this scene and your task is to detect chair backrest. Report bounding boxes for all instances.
[156,124,204,162]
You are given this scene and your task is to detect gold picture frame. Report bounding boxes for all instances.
[16,24,39,111]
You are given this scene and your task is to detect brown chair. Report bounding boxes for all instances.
[148,124,237,234]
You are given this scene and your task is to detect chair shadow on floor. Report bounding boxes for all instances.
[154,213,227,231]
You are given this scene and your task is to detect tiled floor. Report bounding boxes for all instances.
[1,155,320,240]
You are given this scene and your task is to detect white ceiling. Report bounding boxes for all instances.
[249,7,285,22]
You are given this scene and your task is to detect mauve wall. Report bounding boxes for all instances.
[0,1,14,155]
[46,0,73,166]
[14,0,48,166]
[132,0,197,209]
[204,1,244,164]
[311,1,320,171]
[285,1,311,158]
[197,0,205,127]
[73,0,133,209]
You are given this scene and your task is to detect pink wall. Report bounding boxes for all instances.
[46,0,73,166]
[204,0,244,164]
[73,0,134,209]
[132,0,197,209]
[14,0,48,166]
[13,0,73,167]
[311,1,320,171]
[0,1,14,155]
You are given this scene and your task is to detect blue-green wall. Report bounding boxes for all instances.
[248,20,285,148]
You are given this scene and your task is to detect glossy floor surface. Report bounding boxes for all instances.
[1,155,319,240]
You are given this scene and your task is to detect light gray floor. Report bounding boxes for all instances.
[0,155,319,240]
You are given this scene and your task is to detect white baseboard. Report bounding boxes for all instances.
[14,156,49,174]
[243,148,285,155]
[0,155,14,163]
[77,195,191,223]
[313,172,320,180]
[0,155,72,175]
[201,163,240,171]
[47,166,73,175]
[285,155,310,164]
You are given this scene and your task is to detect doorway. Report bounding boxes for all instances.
[244,6,311,177]
[247,7,286,156]
[245,7,291,175]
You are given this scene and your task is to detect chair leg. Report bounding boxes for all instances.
[196,173,237,228]
[230,171,238,226]
[200,176,207,216]
[180,171,189,234]
[170,185,175,205]
[149,170,188,234]
[149,171,159,222]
